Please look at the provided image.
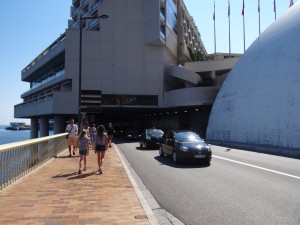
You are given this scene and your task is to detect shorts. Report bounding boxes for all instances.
[95,144,106,152]
[79,149,88,156]
[68,137,77,146]
[108,134,113,141]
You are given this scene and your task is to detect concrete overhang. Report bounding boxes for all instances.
[170,64,202,85]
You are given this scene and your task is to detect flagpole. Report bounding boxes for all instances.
[228,0,231,57]
[214,1,216,60]
[242,0,245,53]
[274,0,277,20]
[243,14,245,53]
[258,0,261,35]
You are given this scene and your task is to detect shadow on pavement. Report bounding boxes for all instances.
[67,172,95,180]
[52,172,77,178]
[55,155,79,159]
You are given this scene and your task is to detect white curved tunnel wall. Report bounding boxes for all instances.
[206,3,300,151]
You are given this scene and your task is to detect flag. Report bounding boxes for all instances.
[228,0,230,17]
[258,0,260,13]
[213,1,215,20]
[242,0,245,16]
[290,0,294,7]
[274,0,276,12]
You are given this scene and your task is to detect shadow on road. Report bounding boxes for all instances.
[154,156,210,169]
[135,146,159,151]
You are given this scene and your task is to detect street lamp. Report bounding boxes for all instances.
[78,14,109,129]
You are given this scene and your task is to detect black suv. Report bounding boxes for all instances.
[140,128,164,149]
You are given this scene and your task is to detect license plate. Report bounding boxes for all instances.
[194,155,205,158]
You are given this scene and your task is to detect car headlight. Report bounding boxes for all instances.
[146,137,151,140]
[206,145,211,152]
[179,146,188,151]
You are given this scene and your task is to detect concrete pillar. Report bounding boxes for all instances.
[210,71,216,86]
[30,118,39,139]
[53,115,65,134]
[211,70,216,79]
[177,0,184,64]
[40,117,49,137]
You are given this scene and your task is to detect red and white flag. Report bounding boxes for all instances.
[290,0,294,7]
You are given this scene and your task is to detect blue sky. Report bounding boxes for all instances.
[0,0,296,125]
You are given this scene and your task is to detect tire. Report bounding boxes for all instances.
[159,146,164,157]
[172,150,180,164]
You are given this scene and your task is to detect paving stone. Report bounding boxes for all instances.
[0,145,150,225]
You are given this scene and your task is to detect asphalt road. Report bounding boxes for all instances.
[116,140,300,225]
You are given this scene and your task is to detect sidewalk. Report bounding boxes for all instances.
[0,145,156,225]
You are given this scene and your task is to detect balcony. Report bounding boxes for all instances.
[21,34,66,81]
[15,91,77,118]
[22,69,65,95]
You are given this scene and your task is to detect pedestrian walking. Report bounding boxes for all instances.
[82,122,92,138]
[91,124,97,146]
[107,122,114,148]
[94,125,108,174]
[65,119,78,157]
[77,130,89,174]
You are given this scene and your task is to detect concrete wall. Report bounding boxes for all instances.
[206,2,300,157]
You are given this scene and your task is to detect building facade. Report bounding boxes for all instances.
[15,0,239,138]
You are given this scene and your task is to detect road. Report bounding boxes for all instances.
[115,139,300,225]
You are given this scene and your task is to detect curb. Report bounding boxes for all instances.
[114,144,185,225]
[114,144,160,225]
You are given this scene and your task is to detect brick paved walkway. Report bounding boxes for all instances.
[0,145,151,225]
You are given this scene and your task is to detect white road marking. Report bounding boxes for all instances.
[213,155,300,180]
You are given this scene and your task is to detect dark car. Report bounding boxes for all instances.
[160,130,212,164]
[140,129,164,149]
[124,130,141,141]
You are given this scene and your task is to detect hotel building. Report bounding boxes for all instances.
[14,0,239,138]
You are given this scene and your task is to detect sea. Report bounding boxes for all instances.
[0,125,54,145]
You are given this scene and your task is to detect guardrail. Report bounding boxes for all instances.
[0,133,68,191]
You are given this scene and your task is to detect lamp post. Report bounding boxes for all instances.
[78,14,109,129]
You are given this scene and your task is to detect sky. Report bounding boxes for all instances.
[0,0,297,125]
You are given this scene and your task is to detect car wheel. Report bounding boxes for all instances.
[172,150,180,163]
[159,146,164,157]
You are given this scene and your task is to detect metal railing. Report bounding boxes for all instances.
[0,133,68,191]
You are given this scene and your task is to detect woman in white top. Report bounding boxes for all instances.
[94,125,108,174]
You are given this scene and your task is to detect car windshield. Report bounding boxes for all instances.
[175,132,202,142]
[147,129,163,136]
